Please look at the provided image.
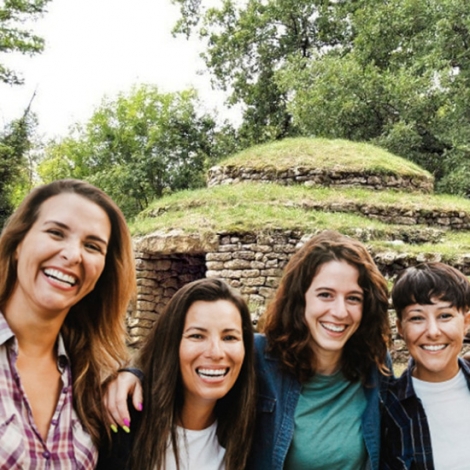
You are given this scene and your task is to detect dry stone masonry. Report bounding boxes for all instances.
[128,230,470,362]
[207,165,433,193]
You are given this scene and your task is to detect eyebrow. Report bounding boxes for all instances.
[183,326,242,334]
[44,220,109,245]
[315,287,364,294]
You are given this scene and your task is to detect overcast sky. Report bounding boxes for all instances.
[0,0,232,138]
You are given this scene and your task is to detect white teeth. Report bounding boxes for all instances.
[197,368,227,377]
[322,322,346,333]
[44,268,77,286]
[422,344,446,351]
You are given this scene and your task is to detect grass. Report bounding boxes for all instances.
[130,183,470,260]
[131,183,470,233]
[218,137,432,179]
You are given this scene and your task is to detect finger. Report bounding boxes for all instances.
[131,380,144,412]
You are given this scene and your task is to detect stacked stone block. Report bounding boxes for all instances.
[127,252,206,347]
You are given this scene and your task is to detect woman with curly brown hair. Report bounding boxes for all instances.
[247,230,391,470]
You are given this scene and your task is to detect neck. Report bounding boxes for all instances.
[3,300,65,359]
[179,399,216,431]
[314,350,341,376]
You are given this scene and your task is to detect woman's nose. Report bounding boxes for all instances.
[205,338,224,359]
[61,241,82,264]
[331,298,348,318]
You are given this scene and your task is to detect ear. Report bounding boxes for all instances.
[396,317,404,338]
[464,310,470,333]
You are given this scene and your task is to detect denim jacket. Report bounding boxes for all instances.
[247,334,387,470]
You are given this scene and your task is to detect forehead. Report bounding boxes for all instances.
[311,260,362,287]
[402,299,457,316]
[184,299,242,328]
[34,193,111,237]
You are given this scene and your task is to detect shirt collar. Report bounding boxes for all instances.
[0,311,15,346]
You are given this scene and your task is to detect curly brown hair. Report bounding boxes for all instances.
[263,230,390,384]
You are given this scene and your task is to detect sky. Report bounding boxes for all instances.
[0,0,233,138]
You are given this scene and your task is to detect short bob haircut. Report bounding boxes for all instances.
[132,277,256,470]
[392,262,470,320]
[263,230,390,384]
[0,179,136,445]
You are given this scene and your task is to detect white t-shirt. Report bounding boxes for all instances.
[163,421,226,470]
[412,369,470,470]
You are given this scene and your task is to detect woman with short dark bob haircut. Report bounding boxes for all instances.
[0,179,135,468]
[98,277,256,470]
[248,230,391,469]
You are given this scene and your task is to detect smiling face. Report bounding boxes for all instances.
[398,299,470,382]
[304,260,364,374]
[8,193,111,320]
[179,299,245,418]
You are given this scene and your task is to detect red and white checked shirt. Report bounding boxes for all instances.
[0,312,98,469]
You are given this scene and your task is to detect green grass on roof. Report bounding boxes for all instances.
[217,137,432,179]
[130,183,470,243]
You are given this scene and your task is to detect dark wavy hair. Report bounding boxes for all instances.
[392,262,470,320]
[263,230,390,384]
[0,179,136,446]
[131,277,256,470]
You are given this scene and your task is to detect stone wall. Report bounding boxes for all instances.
[128,230,470,361]
[207,165,433,193]
[127,252,206,347]
[299,201,470,231]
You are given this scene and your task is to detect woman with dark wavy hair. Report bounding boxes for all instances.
[247,230,391,469]
[0,179,135,468]
[98,277,256,470]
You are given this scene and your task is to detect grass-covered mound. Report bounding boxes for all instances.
[218,137,432,178]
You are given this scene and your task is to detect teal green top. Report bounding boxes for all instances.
[284,370,367,470]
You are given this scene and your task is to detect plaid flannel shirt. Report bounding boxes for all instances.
[380,358,470,470]
[0,312,97,469]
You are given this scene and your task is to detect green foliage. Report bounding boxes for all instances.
[277,0,470,190]
[0,0,51,84]
[38,85,235,218]
[173,0,470,191]
[172,0,352,144]
[0,112,37,225]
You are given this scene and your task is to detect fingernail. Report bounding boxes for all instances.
[123,418,130,427]
[122,425,130,433]
[137,403,143,411]
[110,424,118,433]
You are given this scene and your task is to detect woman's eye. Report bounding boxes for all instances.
[409,316,424,322]
[439,313,453,320]
[223,335,240,342]
[47,229,63,238]
[348,296,363,303]
[85,242,102,253]
[188,333,204,340]
[318,292,331,299]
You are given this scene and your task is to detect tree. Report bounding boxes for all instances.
[0,0,52,85]
[0,109,38,225]
[279,0,470,193]
[172,0,355,144]
[173,0,470,194]
[38,85,236,218]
